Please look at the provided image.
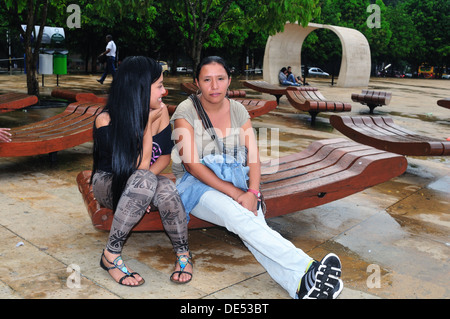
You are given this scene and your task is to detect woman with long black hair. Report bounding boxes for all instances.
[91,56,192,286]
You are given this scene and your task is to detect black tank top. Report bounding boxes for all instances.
[94,123,174,173]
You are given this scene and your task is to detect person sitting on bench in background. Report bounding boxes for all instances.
[287,66,308,85]
[279,67,301,86]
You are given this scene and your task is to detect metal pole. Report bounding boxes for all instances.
[7,30,12,75]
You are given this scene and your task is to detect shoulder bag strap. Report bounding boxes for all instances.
[189,94,219,144]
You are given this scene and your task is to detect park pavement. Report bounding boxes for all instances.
[0,73,448,303]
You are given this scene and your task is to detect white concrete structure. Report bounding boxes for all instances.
[263,22,371,87]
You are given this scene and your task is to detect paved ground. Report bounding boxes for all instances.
[0,73,449,302]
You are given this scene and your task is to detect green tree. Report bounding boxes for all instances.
[400,0,449,75]
[302,0,391,73]
[4,0,158,96]
[5,0,51,97]
[161,0,320,76]
[60,0,158,72]
[383,3,424,73]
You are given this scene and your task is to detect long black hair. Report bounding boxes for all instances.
[92,56,162,210]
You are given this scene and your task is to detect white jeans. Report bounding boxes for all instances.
[190,190,313,298]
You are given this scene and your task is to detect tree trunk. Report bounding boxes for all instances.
[25,46,39,97]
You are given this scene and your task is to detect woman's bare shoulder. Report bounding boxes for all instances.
[95,111,110,128]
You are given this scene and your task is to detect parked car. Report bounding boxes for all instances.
[158,61,170,75]
[308,67,329,77]
[442,74,450,79]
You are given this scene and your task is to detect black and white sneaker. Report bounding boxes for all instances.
[297,253,343,299]
[329,278,344,299]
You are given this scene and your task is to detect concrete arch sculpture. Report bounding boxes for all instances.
[263,22,371,87]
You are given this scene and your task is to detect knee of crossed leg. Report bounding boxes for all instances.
[123,170,158,203]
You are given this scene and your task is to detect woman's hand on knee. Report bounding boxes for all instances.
[237,192,258,216]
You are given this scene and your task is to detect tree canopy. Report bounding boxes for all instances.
[0,0,448,95]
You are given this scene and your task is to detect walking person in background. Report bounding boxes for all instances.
[91,56,193,287]
[97,35,117,84]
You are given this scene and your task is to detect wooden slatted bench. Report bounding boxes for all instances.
[437,98,450,110]
[286,87,352,125]
[0,102,104,159]
[232,98,277,118]
[243,80,289,104]
[180,82,246,98]
[330,115,450,156]
[351,90,392,114]
[51,89,108,104]
[76,138,407,232]
[0,92,38,113]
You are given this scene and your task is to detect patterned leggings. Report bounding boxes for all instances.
[92,169,189,255]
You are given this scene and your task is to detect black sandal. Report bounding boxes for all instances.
[170,253,193,284]
[100,251,145,286]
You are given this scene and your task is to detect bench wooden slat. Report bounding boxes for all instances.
[351,90,392,114]
[330,115,450,156]
[243,80,289,95]
[10,104,97,137]
[286,87,351,125]
[243,80,288,104]
[76,138,407,231]
[9,104,80,134]
[8,105,101,142]
[51,89,108,104]
[0,93,38,113]
[232,98,277,118]
[262,139,366,174]
[0,102,103,157]
[262,143,383,179]
[262,151,406,216]
[262,146,380,185]
[243,80,319,104]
